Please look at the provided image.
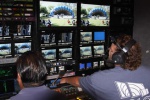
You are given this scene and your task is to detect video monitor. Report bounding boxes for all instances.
[80,31,92,44]
[50,66,58,75]
[86,62,92,69]
[14,42,31,55]
[42,49,56,60]
[81,3,110,26]
[14,25,31,39]
[39,1,77,27]
[41,33,56,47]
[93,61,98,68]
[80,46,92,59]
[94,31,105,43]
[93,45,104,57]
[79,63,85,71]
[0,43,11,57]
[59,48,72,60]
[0,25,11,40]
[58,32,73,45]
[99,60,105,67]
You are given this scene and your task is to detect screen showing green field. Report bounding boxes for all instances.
[40,1,77,27]
[81,3,110,26]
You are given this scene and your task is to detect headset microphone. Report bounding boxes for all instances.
[102,54,115,68]
[111,37,136,64]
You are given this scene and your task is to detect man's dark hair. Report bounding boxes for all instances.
[16,51,48,85]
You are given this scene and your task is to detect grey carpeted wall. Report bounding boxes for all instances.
[133,0,150,66]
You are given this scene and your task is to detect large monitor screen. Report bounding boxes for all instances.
[81,3,110,26]
[42,49,56,60]
[80,46,92,59]
[59,48,72,60]
[0,43,11,57]
[15,42,31,55]
[40,1,77,27]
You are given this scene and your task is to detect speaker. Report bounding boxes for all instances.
[112,38,136,64]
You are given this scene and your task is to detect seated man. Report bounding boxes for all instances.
[60,34,150,100]
[10,51,67,100]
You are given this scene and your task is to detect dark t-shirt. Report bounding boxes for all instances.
[10,85,67,100]
[79,66,150,100]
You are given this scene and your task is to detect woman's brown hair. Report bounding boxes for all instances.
[116,34,142,71]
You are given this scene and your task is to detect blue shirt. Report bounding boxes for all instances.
[79,66,150,100]
[10,85,67,100]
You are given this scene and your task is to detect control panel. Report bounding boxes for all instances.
[51,83,92,100]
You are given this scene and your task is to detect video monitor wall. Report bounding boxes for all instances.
[39,1,77,27]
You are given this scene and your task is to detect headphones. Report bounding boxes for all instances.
[110,36,136,64]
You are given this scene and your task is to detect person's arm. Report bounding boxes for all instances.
[60,76,81,87]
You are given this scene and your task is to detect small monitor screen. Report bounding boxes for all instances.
[0,25,9,36]
[59,48,72,59]
[93,45,104,57]
[40,1,77,27]
[81,3,110,26]
[42,49,56,60]
[79,63,85,70]
[0,43,11,57]
[80,46,92,59]
[86,62,92,69]
[15,42,31,55]
[17,25,31,36]
[41,33,56,46]
[94,31,105,42]
[58,32,72,45]
[100,60,105,67]
[93,61,98,68]
[80,32,92,44]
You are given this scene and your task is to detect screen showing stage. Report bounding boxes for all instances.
[40,1,77,27]
[81,3,110,27]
